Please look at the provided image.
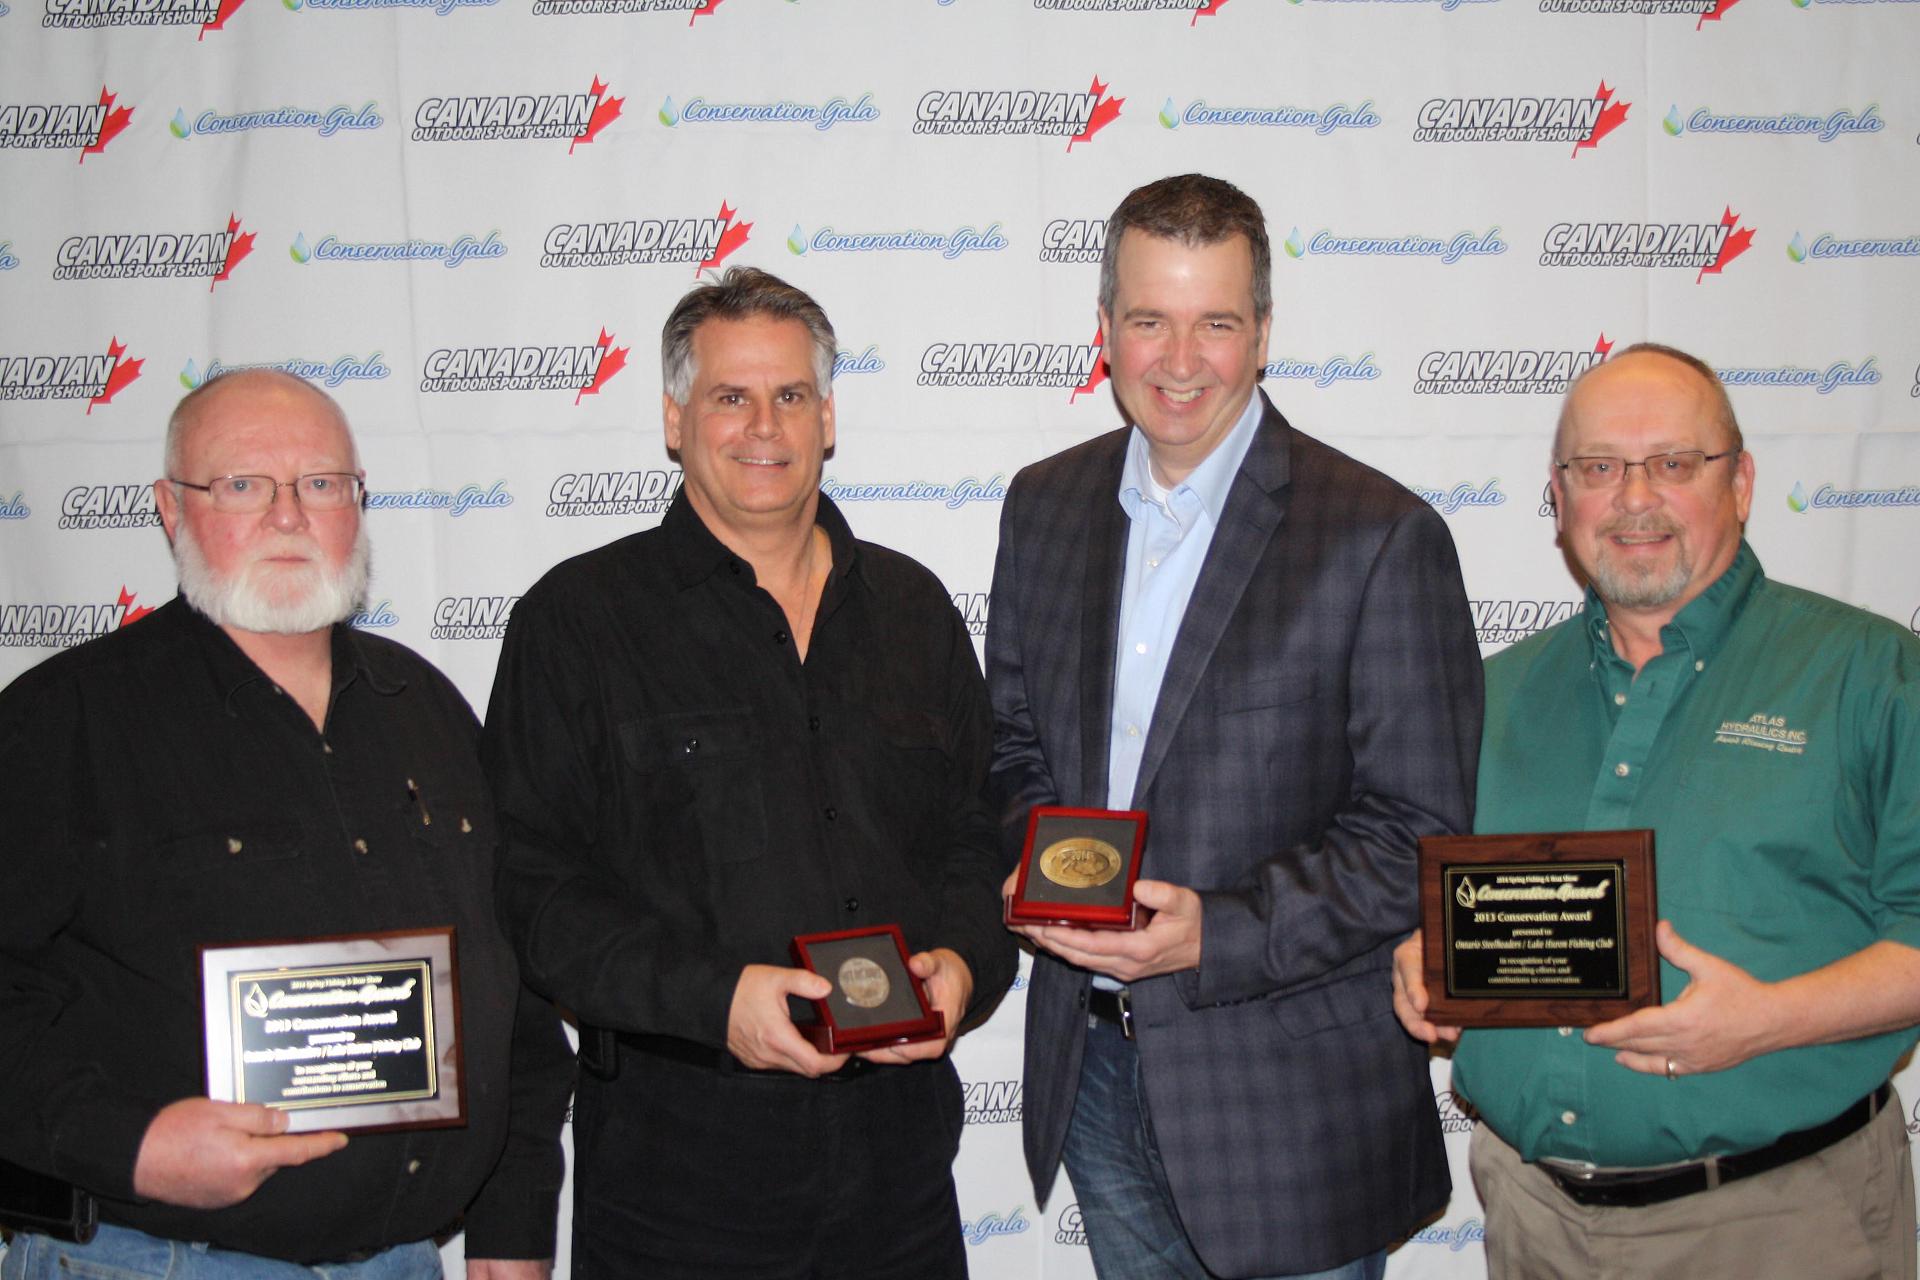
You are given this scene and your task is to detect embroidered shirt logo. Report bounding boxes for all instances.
[1713,712,1807,754]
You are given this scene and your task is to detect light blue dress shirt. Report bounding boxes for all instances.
[1105,391,1264,812]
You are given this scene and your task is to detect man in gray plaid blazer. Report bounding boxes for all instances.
[987,173,1483,1279]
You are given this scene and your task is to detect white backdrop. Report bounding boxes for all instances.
[3,1,1918,1275]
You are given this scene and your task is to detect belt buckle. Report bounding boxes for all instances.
[1115,987,1134,1040]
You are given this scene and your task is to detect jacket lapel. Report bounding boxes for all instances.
[1077,442,1128,807]
[1132,396,1293,806]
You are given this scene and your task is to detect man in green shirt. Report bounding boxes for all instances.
[1393,343,1920,1278]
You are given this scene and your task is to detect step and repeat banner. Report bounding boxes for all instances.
[2,1,1917,1275]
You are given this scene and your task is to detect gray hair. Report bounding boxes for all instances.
[1099,173,1273,324]
[661,267,836,405]
[164,369,354,480]
[1554,342,1744,462]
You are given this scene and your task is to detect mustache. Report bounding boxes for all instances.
[1597,515,1682,538]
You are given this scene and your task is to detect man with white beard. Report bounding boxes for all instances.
[0,371,570,1280]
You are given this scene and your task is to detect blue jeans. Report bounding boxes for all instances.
[1061,1017,1388,1280]
[0,1224,442,1280]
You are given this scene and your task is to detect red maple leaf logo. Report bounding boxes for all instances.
[1069,325,1109,404]
[699,201,753,275]
[1696,0,1741,29]
[689,0,727,23]
[199,0,247,39]
[1192,0,1231,24]
[80,87,134,164]
[571,77,625,153]
[1593,332,1614,359]
[88,337,143,415]
[1068,76,1124,153]
[1572,81,1630,158]
[211,213,255,292]
[1696,206,1755,284]
[576,328,630,405]
[116,585,156,628]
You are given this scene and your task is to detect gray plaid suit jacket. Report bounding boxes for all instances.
[986,394,1481,1277]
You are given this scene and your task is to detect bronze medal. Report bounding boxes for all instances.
[1039,837,1122,889]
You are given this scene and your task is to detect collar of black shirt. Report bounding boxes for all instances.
[165,596,409,714]
[661,489,869,597]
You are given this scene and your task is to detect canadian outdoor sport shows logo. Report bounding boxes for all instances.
[914,76,1122,148]
[0,88,133,159]
[1539,208,1754,281]
[420,328,627,400]
[1415,333,1612,394]
[413,77,622,148]
[541,202,751,269]
[0,336,142,410]
[1415,81,1630,153]
[54,214,254,287]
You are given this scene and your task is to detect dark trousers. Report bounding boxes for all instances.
[571,1048,968,1280]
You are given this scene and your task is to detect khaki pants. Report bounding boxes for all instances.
[1469,1092,1917,1280]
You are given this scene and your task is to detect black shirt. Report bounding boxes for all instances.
[483,492,1013,1050]
[0,599,571,1263]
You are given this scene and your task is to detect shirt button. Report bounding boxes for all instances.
[323,743,333,755]
[1560,1110,1578,1126]
[729,561,742,575]
[1126,723,1141,738]
[683,738,699,754]
[824,806,837,821]
[844,897,859,912]
[1134,642,1148,655]
[354,838,370,854]
[227,837,244,855]
[1695,660,1705,672]
[808,716,821,732]
[774,630,789,645]
[1614,762,1630,778]
[406,1159,421,1174]
[1613,692,1626,706]
[1558,1026,1574,1037]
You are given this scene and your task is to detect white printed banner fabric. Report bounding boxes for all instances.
[2,2,1917,1276]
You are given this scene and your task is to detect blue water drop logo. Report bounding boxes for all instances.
[289,232,311,264]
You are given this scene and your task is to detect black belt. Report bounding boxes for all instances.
[1087,986,1134,1039]
[1544,1083,1890,1208]
[608,1031,875,1081]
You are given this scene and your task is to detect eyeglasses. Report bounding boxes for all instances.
[1554,451,1735,489]
[170,472,365,513]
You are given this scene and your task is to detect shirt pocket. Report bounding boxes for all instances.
[143,822,308,941]
[1665,747,1824,919]
[618,707,768,865]
[859,704,953,852]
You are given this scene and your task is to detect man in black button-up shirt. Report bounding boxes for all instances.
[484,268,1012,1278]
[0,371,571,1277]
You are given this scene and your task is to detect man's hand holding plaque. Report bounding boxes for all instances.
[1415,830,1660,1028]
[200,928,464,1135]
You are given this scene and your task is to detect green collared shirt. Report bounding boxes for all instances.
[1453,541,1920,1166]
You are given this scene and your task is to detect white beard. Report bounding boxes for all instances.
[173,519,371,635]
